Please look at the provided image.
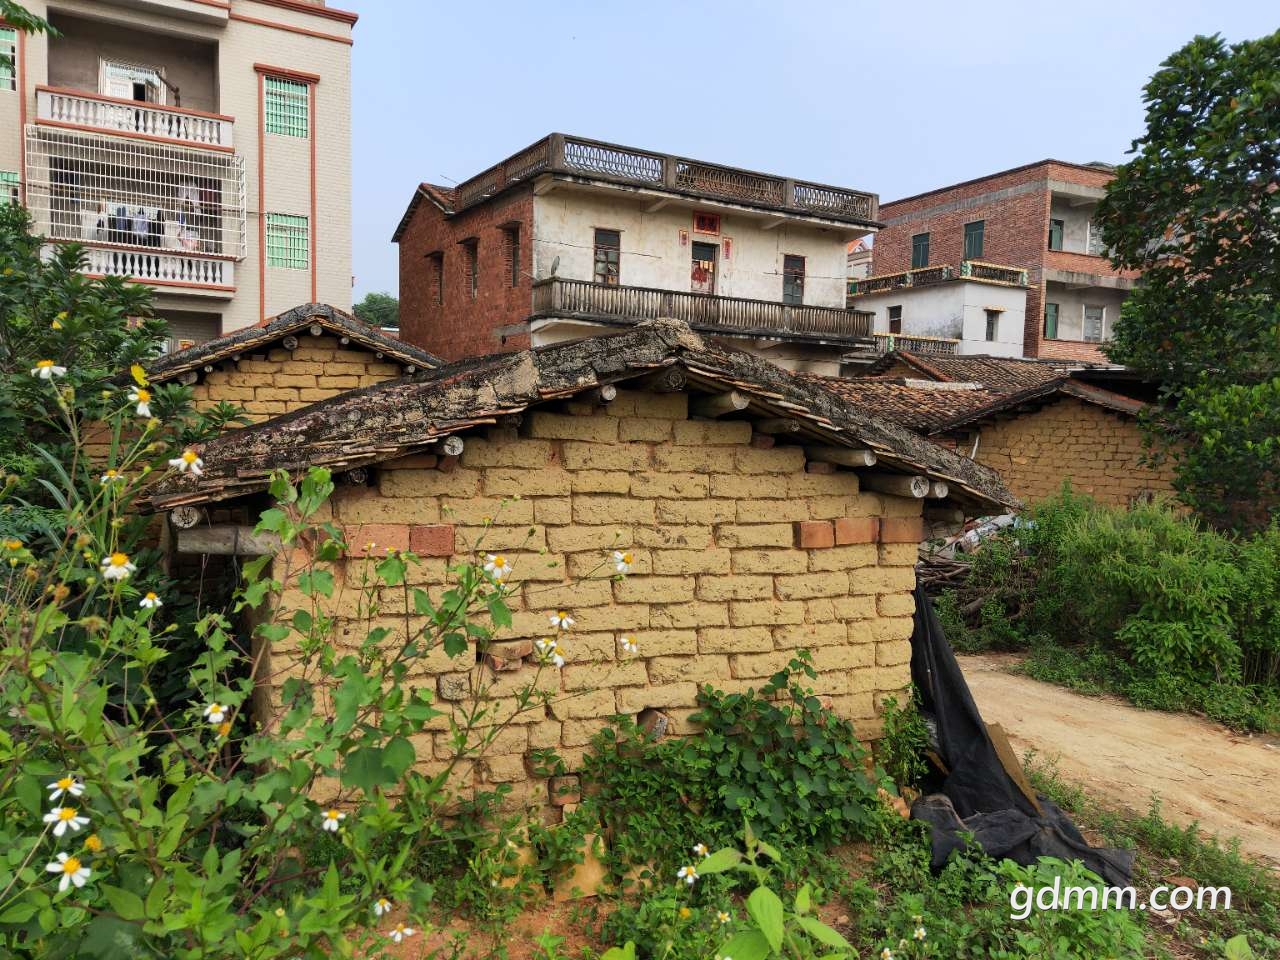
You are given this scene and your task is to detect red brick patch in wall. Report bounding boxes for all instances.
[798,516,919,546]
[834,517,880,544]
[795,520,836,549]
[410,523,456,556]
[879,517,925,543]
[344,523,410,556]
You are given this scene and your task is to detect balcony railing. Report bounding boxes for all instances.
[453,134,878,224]
[44,243,234,291]
[36,87,234,150]
[872,333,959,356]
[531,277,874,342]
[848,260,1026,304]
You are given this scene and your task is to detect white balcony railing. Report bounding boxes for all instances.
[872,333,960,356]
[36,87,234,150]
[43,243,235,292]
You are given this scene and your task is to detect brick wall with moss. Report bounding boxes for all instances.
[190,335,407,422]
[267,388,924,818]
[974,397,1176,506]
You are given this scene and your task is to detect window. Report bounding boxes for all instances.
[782,254,805,305]
[265,76,309,138]
[101,60,165,103]
[985,309,1001,342]
[502,224,520,288]
[1083,304,1106,342]
[460,238,478,299]
[888,305,902,335]
[593,228,620,285]
[963,220,985,260]
[911,232,930,269]
[1048,219,1064,251]
[426,251,444,305]
[0,171,18,205]
[1086,220,1106,256]
[0,27,16,93]
[1043,302,1059,339]
[265,213,309,269]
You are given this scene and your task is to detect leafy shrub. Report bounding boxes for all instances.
[875,692,930,790]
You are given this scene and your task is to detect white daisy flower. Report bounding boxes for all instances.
[717,910,732,925]
[139,592,163,610]
[46,852,91,892]
[389,923,415,943]
[613,550,634,574]
[692,842,709,858]
[99,469,125,486]
[32,360,67,380]
[483,554,510,581]
[913,927,926,941]
[533,637,565,668]
[43,807,90,838]
[100,552,136,581]
[47,776,84,801]
[128,387,152,418]
[203,702,227,725]
[169,449,204,476]
[320,809,346,833]
[373,897,392,917]
[549,610,574,630]
[676,864,698,886]
[880,950,894,960]
[619,635,638,655]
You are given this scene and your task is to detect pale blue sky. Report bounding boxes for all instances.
[349,0,1278,300]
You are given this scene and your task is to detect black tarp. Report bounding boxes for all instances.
[907,582,1134,886]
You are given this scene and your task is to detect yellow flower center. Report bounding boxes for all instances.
[84,835,102,852]
[217,721,231,737]
[61,856,82,874]
[135,389,150,403]
[622,553,633,563]
[678,907,691,918]
[326,809,340,820]
[56,777,74,790]
[209,703,222,713]
[493,556,506,567]
[57,808,79,822]
[109,552,129,567]
[145,592,157,600]
[105,470,118,479]
[3,540,20,550]
[36,360,54,369]
[182,450,198,464]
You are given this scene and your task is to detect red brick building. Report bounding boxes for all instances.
[869,161,1140,362]
[393,134,882,373]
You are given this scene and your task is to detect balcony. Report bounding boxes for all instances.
[872,333,959,356]
[531,277,874,343]
[43,243,234,291]
[36,87,234,150]
[847,260,1027,304]
[454,134,878,226]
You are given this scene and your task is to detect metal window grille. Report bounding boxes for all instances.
[0,27,16,92]
[266,213,308,269]
[102,60,166,104]
[265,76,308,138]
[0,171,18,205]
[593,228,620,285]
[24,125,247,259]
[911,233,929,269]
[782,254,805,305]
[963,221,984,260]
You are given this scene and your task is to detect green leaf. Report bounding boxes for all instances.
[0,900,39,923]
[795,916,853,951]
[719,929,773,960]
[794,882,811,915]
[697,847,743,875]
[382,735,416,779]
[442,632,468,657]
[1225,935,1255,960]
[103,885,145,921]
[746,886,785,954]
[598,944,637,960]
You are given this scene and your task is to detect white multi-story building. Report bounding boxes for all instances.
[1,0,354,348]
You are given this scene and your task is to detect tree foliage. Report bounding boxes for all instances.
[1095,30,1280,531]
[352,292,398,330]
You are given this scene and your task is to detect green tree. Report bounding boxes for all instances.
[352,292,398,330]
[1096,30,1280,531]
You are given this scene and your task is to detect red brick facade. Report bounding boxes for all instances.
[873,161,1136,359]
[397,187,535,361]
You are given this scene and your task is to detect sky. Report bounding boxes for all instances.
[348,0,1278,301]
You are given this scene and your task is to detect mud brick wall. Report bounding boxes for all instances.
[189,335,407,422]
[974,397,1176,506]
[266,388,924,819]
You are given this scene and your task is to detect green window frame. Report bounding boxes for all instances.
[265,76,309,138]
[963,220,984,260]
[0,171,18,204]
[1048,219,1064,251]
[911,232,929,269]
[266,213,309,269]
[1043,302,1059,340]
[0,27,16,92]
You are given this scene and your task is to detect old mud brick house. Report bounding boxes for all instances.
[147,303,442,423]
[818,352,1175,508]
[145,320,1013,820]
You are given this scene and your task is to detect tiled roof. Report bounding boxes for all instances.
[862,351,1066,393]
[146,303,442,383]
[931,378,1147,432]
[390,182,457,242]
[806,377,1006,433]
[141,319,1016,514]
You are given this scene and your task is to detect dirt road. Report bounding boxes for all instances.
[959,654,1280,869]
